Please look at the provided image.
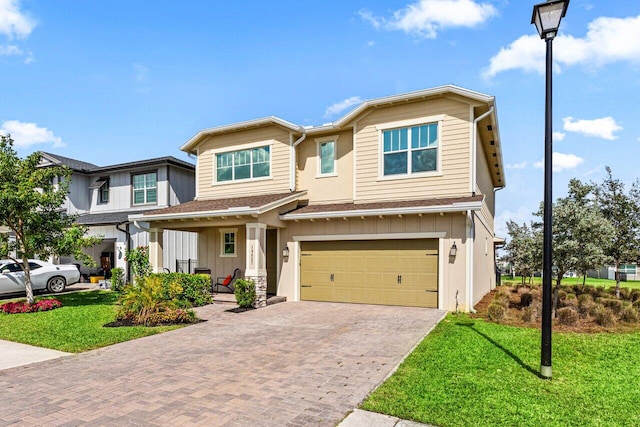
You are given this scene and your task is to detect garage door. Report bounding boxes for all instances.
[300,239,438,308]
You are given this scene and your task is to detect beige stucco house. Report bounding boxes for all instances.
[132,85,505,311]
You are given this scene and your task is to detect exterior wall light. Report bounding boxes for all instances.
[449,242,457,257]
[282,244,290,261]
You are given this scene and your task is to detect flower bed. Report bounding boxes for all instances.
[0,299,62,314]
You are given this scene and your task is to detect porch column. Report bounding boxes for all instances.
[148,227,164,273]
[245,222,267,308]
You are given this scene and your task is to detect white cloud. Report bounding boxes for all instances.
[324,96,362,118]
[366,40,375,47]
[506,161,527,170]
[553,132,565,142]
[563,116,622,140]
[0,120,64,148]
[360,0,498,39]
[0,0,36,39]
[484,14,640,78]
[0,43,21,55]
[533,152,584,172]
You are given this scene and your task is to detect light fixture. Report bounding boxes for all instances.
[531,0,570,40]
[282,245,290,261]
[532,0,570,381]
[449,242,457,257]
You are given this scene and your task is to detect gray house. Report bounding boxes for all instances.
[39,153,198,280]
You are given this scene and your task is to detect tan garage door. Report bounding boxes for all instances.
[300,239,438,308]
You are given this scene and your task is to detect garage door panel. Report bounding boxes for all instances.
[300,239,439,308]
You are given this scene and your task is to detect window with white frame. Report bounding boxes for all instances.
[216,146,270,183]
[382,123,438,176]
[219,228,237,257]
[316,136,338,176]
[99,179,109,204]
[620,264,637,274]
[132,172,157,205]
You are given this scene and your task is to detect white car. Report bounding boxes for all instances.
[0,260,80,296]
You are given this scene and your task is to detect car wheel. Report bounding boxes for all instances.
[47,276,66,293]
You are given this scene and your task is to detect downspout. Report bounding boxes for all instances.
[115,221,132,283]
[471,107,494,195]
[467,210,476,313]
[289,130,307,192]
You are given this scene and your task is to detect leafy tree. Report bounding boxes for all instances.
[593,167,640,298]
[125,246,152,282]
[0,135,101,304]
[502,220,541,284]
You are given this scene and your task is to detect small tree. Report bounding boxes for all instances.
[125,246,152,283]
[593,167,640,298]
[502,220,541,284]
[0,135,101,303]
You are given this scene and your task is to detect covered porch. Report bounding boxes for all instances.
[129,192,306,307]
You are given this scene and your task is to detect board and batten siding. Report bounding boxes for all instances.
[354,98,472,202]
[196,126,291,199]
[168,165,196,206]
[88,166,170,212]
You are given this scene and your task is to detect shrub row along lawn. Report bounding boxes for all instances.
[0,291,182,353]
[362,314,640,427]
[503,276,640,290]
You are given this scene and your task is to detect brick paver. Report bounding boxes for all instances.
[0,301,445,426]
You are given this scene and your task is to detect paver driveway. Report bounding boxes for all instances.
[0,301,445,426]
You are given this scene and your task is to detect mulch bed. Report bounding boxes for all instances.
[225,307,256,313]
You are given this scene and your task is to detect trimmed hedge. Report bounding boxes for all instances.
[148,272,213,307]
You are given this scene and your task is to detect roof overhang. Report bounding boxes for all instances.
[181,117,305,154]
[130,191,307,223]
[280,196,483,221]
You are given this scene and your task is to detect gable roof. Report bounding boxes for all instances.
[38,152,194,174]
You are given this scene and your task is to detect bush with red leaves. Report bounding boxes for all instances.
[0,299,62,314]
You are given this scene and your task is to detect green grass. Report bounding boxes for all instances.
[502,275,640,290]
[363,314,640,427]
[0,291,182,352]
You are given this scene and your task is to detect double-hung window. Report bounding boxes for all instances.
[216,146,270,183]
[99,179,109,204]
[382,123,438,176]
[219,228,237,257]
[132,172,157,205]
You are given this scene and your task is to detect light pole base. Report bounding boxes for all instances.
[541,365,552,379]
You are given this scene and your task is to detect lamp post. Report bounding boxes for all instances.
[531,0,569,380]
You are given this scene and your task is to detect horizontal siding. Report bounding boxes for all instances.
[475,137,495,232]
[197,126,291,199]
[355,98,472,202]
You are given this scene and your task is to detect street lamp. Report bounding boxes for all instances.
[531,0,569,380]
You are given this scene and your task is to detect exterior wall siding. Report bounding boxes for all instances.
[196,126,291,200]
[475,137,495,232]
[297,129,354,204]
[169,165,196,205]
[354,98,472,202]
[473,215,496,306]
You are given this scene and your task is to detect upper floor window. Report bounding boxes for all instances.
[216,146,270,183]
[382,123,438,176]
[316,136,338,177]
[89,177,109,204]
[132,172,157,205]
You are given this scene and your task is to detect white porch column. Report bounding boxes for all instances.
[148,228,164,273]
[245,222,267,308]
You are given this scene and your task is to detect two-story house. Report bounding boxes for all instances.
[38,153,198,280]
[133,85,505,311]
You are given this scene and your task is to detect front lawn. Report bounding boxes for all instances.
[0,291,182,352]
[502,275,640,290]
[362,314,640,427]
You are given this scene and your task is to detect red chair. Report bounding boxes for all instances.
[213,268,241,293]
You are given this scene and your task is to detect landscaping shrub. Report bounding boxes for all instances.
[149,273,212,307]
[234,278,256,308]
[0,299,62,314]
[522,306,537,323]
[558,290,567,301]
[519,292,533,308]
[589,303,605,317]
[125,246,152,280]
[117,276,187,325]
[630,289,640,303]
[146,309,196,326]
[601,298,624,316]
[563,293,577,307]
[557,307,579,326]
[530,288,541,301]
[487,303,506,322]
[494,292,510,309]
[110,267,125,292]
[620,307,639,323]
[577,293,593,306]
[595,308,617,327]
[620,287,630,300]
[633,300,640,309]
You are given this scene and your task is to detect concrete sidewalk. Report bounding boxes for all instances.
[339,409,435,426]
[0,339,70,370]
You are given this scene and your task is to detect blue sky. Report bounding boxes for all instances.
[1,0,639,237]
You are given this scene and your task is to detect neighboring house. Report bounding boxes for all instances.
[38,153,198,280]
[590,264,639,281]
[133,85,505,311]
